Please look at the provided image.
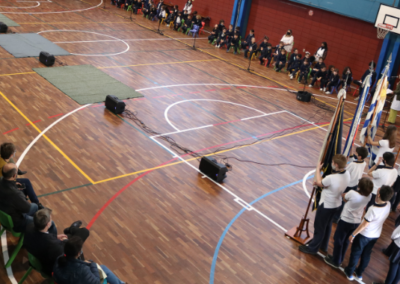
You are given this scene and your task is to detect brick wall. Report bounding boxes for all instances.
[246,0,383,79]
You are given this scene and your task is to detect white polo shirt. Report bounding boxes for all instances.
[320,171,350,209]
[374,139,394,165]
[346,161,366,187]
[371,167,397,195]
[361,202,390,238]
[340,190,370,224]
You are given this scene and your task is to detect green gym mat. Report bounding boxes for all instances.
[33,65,143,105]
[0,14,19,27]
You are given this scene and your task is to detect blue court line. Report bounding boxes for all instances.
[209,175,314,284]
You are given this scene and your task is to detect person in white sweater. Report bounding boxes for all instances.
[280,29,294,53]
[183,0,193,14]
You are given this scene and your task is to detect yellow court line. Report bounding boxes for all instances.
[93,117,353,184]
[0,71,36,77]
[0,91,95,184]
[98,59,218,69]
[314,97,354,116]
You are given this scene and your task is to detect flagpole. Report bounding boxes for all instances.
[285,94,345,244]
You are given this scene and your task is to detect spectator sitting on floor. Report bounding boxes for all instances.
[24,208,90,276]
[53,237,127,284]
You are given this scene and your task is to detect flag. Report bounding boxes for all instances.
[313,90,345,210]
[359,56,391,167]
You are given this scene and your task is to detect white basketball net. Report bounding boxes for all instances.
[377,24,393,39]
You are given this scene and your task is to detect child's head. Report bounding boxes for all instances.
[229,24,233,30]
[183,9,187,14]
[235,26,240,31]
[281,49,286,55]
[279,41,284,47]
[1,143,15,160]
[321,66,326,71]
[383,152,395,167]
[214,24,218,28]
[293,48,298,54]
[343,66,351,74]
[369,61,376,69]
[383,125,397,148]
[234,34,238,38]
[178,12,181,16]
[355,146,368,160]
[303,60,308,65]
[296,54,302,59]
[174,5,178,9]
[358,177,373,197]
[318,57,323,63]
[220,19,225,25]
[332,154,346,170]
[249,29,254,35]
[333,68,338,75]
[305,52,310,58]
[378,185,394,202]
[223,27,227,32]
[263,36,269,42]
[196,15,201,20]
[251,37,256,43]
[188,15,192,19]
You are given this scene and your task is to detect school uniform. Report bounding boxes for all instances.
[259,48,272,67]
[149,7,157,20]
[216,32,227,47]
[383,225,400,284]
[325,74,340,92]
[217,23,225,34]
[228,37,239,53]
[256,42,270,54]
[330,190,371,266]
[241,33,254,50]
[133,0,142,13]
[225,29,234,43]
[286,53,297,70]
[333,157,366,222]
[208,27,219,42]
[298,63,310,83]
[300,171,350,254]
[181,18,192,33]
[142,1,150,16]
[345,202,391,278]
[244,42,257,58]
[338,72,353,89]
[391,168,400,211]
[310,70,327,87]
[173,16,182,30]
[124,0,133,10]
[310,62,326,77]
[366,166,397,211]
[165,8,177,24]
[274,53,287,72]
[192,18,201,28]
[156,1,163,13]
[375,139,395,166]
[288,59,302,76]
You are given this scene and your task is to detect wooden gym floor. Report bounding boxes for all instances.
[0,0,399,283]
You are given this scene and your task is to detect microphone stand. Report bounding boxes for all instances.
[192,29,197,50]
[157,17,164,35]
[104,0,108,9]
[241,36,264,73]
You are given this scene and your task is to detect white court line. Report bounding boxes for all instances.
[136,83,288,92]
[1,104,91,284]
[164,99,268,132]
[37,30,130,57]
[53,38,209,44]
[0,2,40,8]
[0,0,102,14]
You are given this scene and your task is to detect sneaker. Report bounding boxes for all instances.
[298,245,317,255]
[354,271,362,281]
[319,88,323,91]
[324,255,339,269]
[354,96,359,101]
[323,87,326,92]
[325,91,331,94]
[343,270,354,281]
[290,75,293,80]
[308,84,313,87]
[166,24,170,27]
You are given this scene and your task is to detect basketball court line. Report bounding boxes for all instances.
[0,0,103,14]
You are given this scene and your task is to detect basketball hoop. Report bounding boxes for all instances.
[377,23,393,39]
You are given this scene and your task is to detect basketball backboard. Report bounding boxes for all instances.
[375,4,400,37]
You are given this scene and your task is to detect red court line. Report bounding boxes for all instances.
[236,86,247,89]
[48,113,64,119]
[2,128,19,135]
[152,95,169,99]
[26,120,41,126]
[220,87,231,90]
[205,89,216,92]
[189,91,201,94]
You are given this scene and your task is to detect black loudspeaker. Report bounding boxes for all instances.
[0,22,7,33]
[105,95,126,114]
[39,51,55,66]
[296,91,312,102]
[199,157,228,183]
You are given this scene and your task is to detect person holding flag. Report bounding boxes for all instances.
[367,125,397,167]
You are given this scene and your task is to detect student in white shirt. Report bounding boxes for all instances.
[299,154,350,255]
[367,125,397,166]
[344,185,394,281]
[366,152,397,211]
[313,42,328,62]
[374,224,400,284]
[333,146,368,223]
[325,177,372,268]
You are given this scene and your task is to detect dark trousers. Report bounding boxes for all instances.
[307,203,338,252]
[310,76,319,86]
[391,176,400,211]
[345,234,378,277]
[208,34,217,42]
[228,44,238,53]
[220,40,228,48]
[386,260,400,284]
[298,72,308,83]
[68,227,90,243]
[17,178,39,204]
[244,50,256,58]
[259,55,271,66]
[333,186,356,221]
[333,220,359,265]
[275,62,285,72]
[320,79,329,88]
[241,42,249,49]
[366,193,376,212]
[289,67,299,76]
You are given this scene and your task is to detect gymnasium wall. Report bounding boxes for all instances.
[246,0,383,79]
[172,0,235,27]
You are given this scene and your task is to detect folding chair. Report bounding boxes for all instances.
[0,210,24,268]
[18,253,54,284]
[188,25,200,37]
[199,22,205,34]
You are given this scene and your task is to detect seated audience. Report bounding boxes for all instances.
[309,66,327,88]
[244,37,257,59]
[324,68,340,94]
[149,4,157,20]
[314,42,328,62]
[227,34,240,54]
[54,237,126,284]
[338,66,352,89]
[208,24,219,43]
[165,5,178,25]
[215,27,227,48]
[302,51,311,64]
[310,57,326,77]
[142,0,151,17]
[256,36,270,55]
[133,0,142,13]
[181,15,192,34]
[241,29,255,50]
[344,185,393,281]
[23,208,89,276]
[217,19,225,34]
[273,41,284,62]
[286,48,298,71]
[274,49,287,72]
[225,24,234,45]
[173,12,182,30]
[288,54,302,79]
[259,44,273,67]
[0,163,38,232]
[298,60,310,84]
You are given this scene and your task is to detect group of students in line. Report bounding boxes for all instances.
[299,125,400,283]
[0,143,126,284]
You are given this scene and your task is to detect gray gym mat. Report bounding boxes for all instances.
[0,13,19,27]
[33,65,143,105]
[0,33,69,58]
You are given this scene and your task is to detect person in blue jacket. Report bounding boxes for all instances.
[53,237,126,284]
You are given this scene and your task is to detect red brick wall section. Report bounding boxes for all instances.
[168,0,235,27]
[247,0,383,79]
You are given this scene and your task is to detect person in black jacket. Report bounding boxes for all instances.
[23,208,89,276]
[149,4,157,20]
[273,41,284,62]
[0,163,38,232]
[288,54,302,79]
[244,37,257,59]
[338,66,352,89]
[181,15,192,34]
[325,68,340,94]
[217,20,225,34]
[225,24,234,45]
[286,48,299,71]
[155,0,163,14]
[133,0,142,13]
[310,57,326,77]
[54,237,126,284]
[173,12,182,30]
[241,29,254,50]
[142,0,151,17]
[259,45,273,67]
[208,24,219,43]
[215,27,227,48]
[298,60,311,84]
[256,36,270,55]
[227,34,240,54]
[165,5,178,25]
[309,66,327,88]
[274,49,287,72]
